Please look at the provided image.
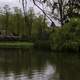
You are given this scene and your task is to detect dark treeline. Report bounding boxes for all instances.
[0,5,48,41]
[32,0,80,51]
[0,0,80,51]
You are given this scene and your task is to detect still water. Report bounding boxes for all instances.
[0,48,80,80]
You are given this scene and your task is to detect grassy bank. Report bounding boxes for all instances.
[0,41,34,48]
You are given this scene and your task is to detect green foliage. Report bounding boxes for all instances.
[50,18,80,51]
[0,5,48,42]
[32,15,48,40]
[0,42,33,48]
[1,4,80,51]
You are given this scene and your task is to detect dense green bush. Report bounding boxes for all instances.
[50,18,80,51]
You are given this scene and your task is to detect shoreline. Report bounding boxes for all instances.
[0,41,34,48]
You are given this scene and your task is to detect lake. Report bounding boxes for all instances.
[0,48,80,80]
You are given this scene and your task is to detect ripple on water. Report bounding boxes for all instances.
[0,63,58,80]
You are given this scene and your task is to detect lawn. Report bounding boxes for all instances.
[0,41,34,48]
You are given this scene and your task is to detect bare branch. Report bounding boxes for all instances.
[33,0,60,24]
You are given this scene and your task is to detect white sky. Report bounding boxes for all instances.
[0,0,42,14]
[0,0,19,6]
[0,0,25,9]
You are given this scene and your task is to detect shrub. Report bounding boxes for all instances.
[50,18,80,51]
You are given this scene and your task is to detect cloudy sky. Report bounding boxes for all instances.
[0,0,42,14]
[0,0,33,8]
[0,0,20,7]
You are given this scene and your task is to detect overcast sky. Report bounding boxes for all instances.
[0,0,42,14]
[0,0,32,8]
[0,0,20,7]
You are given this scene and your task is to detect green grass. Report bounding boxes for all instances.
[0,41,34,48]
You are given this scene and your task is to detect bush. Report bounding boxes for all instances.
[50,18,80,51]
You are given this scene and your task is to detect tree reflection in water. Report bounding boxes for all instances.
[0,49,79,80]
[0,49,56,80]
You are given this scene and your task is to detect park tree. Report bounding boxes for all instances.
[32,0,80,26]
[19,0,28,35]
[19,0,34,39]
[14,7,22,35]
[0,8,5,30]
[3,5,10,35]
[32,0,66,26]
[18,0,80,27]
[66,0,80,18]
[27,8,35,38]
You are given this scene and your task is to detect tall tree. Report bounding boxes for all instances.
[14,7,22,35]
[32,0,65,26]
[3,5,10,35]
[19,0,28,36]
[32,0,80,26]
[27,8,35,38]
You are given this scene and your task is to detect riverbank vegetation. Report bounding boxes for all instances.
[0,42,33,48]
[0,0,80,51]
[50,18,80,51]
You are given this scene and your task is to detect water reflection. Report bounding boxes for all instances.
[0,49,80,80]
[49,52,80,80]
[0,49,57,80]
